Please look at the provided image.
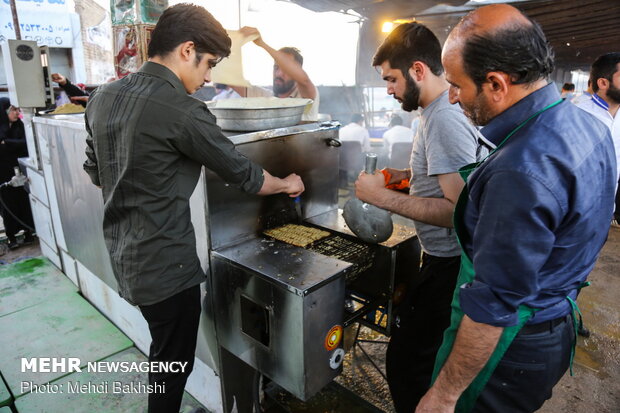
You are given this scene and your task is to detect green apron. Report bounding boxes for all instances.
[430,99,564,412]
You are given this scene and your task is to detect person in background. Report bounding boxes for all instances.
[354,22,481,412]
[51,73,89,107]
[212,83,241,100]
[416,5,615,412]
[0,98,35,250]
[571,79,593,105]
[339,113,371,152]
[83,5,304,413]
[232,27,319,121]
[560,82,575,100]
[382,114,414,159]
[575,52,620,224]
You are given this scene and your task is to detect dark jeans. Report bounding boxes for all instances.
[386,253,461,413]
[474,314,575,412]
[139,285,202,413]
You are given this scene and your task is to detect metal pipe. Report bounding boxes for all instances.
[9,0,21,40]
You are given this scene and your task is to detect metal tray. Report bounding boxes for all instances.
[206,97,312,131]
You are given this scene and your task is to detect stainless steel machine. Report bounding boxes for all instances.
[204,122,420,411]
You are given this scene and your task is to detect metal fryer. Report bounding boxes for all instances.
[202,122,419,410]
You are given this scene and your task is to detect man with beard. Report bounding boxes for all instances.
[233,26,319,121]
[415,5,616,412]
[576,52,620,223]
[354,22,480,413]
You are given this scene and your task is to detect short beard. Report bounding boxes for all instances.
[462,90,494,126]
[401,72,421,112]
[607,83,620,105]
[273,78,295,95]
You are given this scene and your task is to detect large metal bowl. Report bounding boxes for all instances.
[206,97,313,131]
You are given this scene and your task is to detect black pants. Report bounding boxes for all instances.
[139,285,202,413]
[474,314,574,412]
[0,185,34,240]
[386,253,461,413]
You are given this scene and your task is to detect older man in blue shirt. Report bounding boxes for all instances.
[415,4,616,413]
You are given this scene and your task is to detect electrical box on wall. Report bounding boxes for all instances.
[1,39,46,107]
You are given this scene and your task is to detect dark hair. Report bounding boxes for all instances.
[372,22,443,76]
[461,18,554,90]
[148,3,231,59]
[389,115,403,127]
[590,52,620,93]
[562,82,575,91]
[351,113,364,123]
[279,47,303,66]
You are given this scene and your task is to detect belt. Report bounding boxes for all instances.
[520,314,569,335]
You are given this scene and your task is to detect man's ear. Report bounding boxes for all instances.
[596,77,609,92]
[485,71,510,102]
[178,41,195,62]
[408,61,426,82]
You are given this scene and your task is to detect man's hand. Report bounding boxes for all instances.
[239,26,266,48]
[383,167,410,186]
[415,387,458,413]
[415,316,503,413]
[283,173,304,197]
[51,73,67,86]
[355,170,387,204]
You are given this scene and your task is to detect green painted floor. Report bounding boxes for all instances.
[0,258,207,413]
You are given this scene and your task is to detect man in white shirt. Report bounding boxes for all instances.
[576,52,620,221]
[232,27,319,121]
[339,113,371,152]
[383,114,414,158]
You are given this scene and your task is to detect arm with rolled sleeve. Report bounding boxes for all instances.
[461,169,561,326]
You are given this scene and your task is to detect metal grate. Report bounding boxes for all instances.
[308,235,374,282]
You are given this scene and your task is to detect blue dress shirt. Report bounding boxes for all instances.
[460,83,616,327]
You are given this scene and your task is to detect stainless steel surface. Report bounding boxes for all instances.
[33,118,118,289]
[207,122,418,402]
[213,237,352,295]
[205,122,340,250]
[225,121,340,144]
[364,153,378,174]
[211,243,346,400]
[206,98,312,131]
[342,198,393,244]
[342,153,393,244]
[207,122,354,401]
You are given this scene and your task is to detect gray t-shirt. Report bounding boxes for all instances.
[409,91,480,257]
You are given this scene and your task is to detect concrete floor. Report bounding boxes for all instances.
[3,222,618,411]
[337,226,620,412]
[0,250,205,413]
